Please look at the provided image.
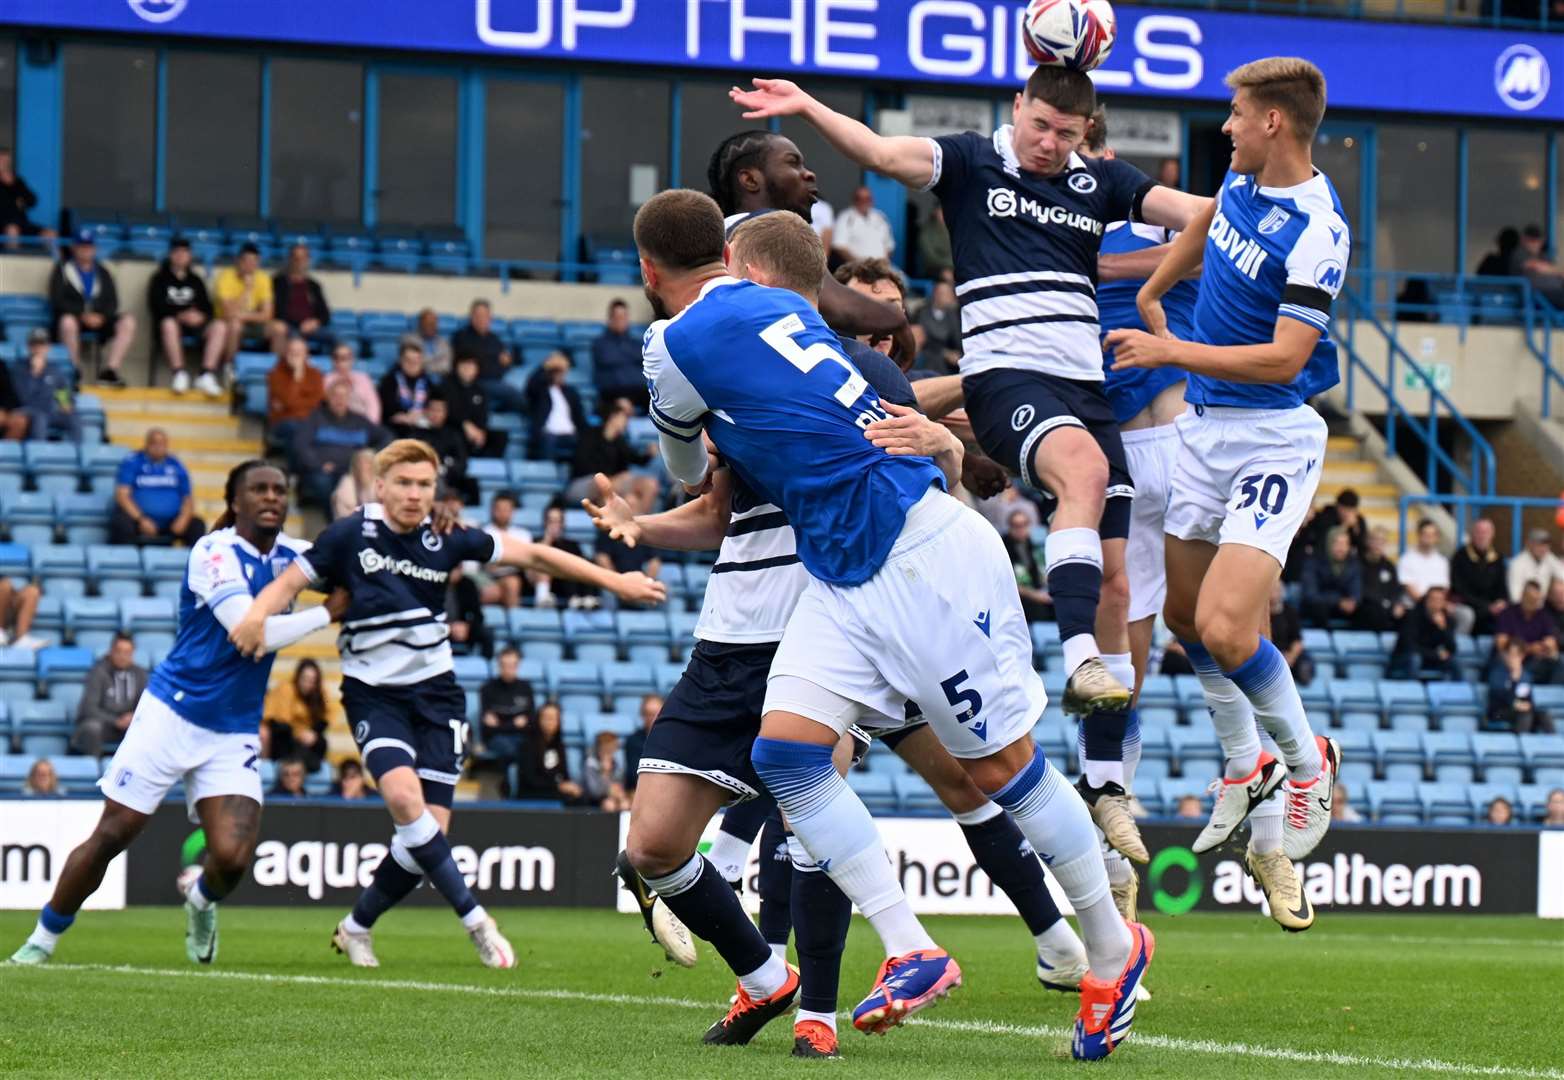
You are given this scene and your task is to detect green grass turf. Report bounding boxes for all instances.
[1,908,1561,1079]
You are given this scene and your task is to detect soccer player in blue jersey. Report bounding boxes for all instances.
[635,191,1150,1059]
[1107,58,1347,923]
[232,440,666,968]
[9,462,339,967]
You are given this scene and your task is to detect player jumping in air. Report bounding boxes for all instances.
[9,461,337,967]
[1107,58,1346,929]
[230,440,666,967]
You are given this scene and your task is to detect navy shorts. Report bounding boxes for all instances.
[343,672,469,808]
[963,368,1134,540]
[640,640,773,801]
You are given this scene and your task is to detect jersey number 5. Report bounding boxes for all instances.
[759,313,867,408]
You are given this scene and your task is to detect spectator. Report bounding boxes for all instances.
[835,257,906,356]
[214,243,277,367]
[446,354,503,458]
[592,299,647,412]
[450,299,520,411]
[915,278,962,372]
[267,334,326,457]
[0,577,46,649]
[525,352,587,463]
[73,632,147,757]
[270,244,332,354]
[479,645,537,764]
[621,694,661,795]
[476,491,533,609]
[48,230,134,386]
[1356,526,1406,632]
[1488,640,1555,734]
[378,342,435,438]
[1494,579,1561,684]
[1548,578,1564,636]
[1332,783,1363,823]
[110,428,204,546]
[582,730,630,812]
[1451,517,1509,635]
[810,197,835,256]
[333,760,372,800]
[415,393,476,504]
[570,398,651,502]
[916,204,952,278]
[514,701,583,804]
[1300,527,1362,626]
[1487,797,1513,827]
[1391,585,1459,680]
[148,237,226,396]
[1156,157,1180,187]
[1396,518,1451,608]
[530,504,595,608]
[413,308,453,376]
[1545,788,1564,828]
[271,757,308,799]
[1270,579,1314,686]
[328,341,380,425]
[0,147,54,250]
[331,448,378,523]
[1173,795,1202,819]
[1509,529,1564,602]
[445,562,489,656]
[1002,510,1052,622]
[23,758,61,797]
[832,185,895,263]
[1476,227,1520,277]
[295,379,390,508]
[1308,488,1366,556]
[1513,224,1564,309]
[0,336,23,439]
[263,659,331,770]
[14,327,82,442]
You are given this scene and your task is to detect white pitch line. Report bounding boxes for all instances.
[18,962,1564,1080]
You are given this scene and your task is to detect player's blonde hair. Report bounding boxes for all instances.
[1225,57,1327,143]
[374,438,439,478]
[729,213,826,301]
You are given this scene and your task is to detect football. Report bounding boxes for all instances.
[1022,0,1117,72]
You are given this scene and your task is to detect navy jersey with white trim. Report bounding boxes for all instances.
[295,504,497,686]
[644,277,942,588]
[148,528,309,734]
[1187,169,1350,409]
[925,127,1154,382]
[1098,221,1197,424]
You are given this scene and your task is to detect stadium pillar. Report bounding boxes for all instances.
[15,37,63,234]
[458,70,485,262]
[861,95,907,271]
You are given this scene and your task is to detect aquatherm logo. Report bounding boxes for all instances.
[1147,845,1202,915]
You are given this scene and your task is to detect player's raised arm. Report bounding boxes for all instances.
[1138,185,1213,234]
[491,532,668,607]
[1107,315,1321,384]
[225,561,329,658]
[1134,200,1215,336]
[1099,241,1203,284]
[583,471,734,553]
[731,78,936,189]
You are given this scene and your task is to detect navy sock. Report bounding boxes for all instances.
[789,838,852,1016]
[403,829,478,920]
[351,846,423,930]
[960,812,1064,937]
[756,812,793,947]
[648,855,773,977]
[1081,707,1129,765]
[40,903,74,935]
[719,793,775,845]
[1046,561,1103,643]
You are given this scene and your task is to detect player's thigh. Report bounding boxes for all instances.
[764,580,900,743]
[343,678,422,783]
[887,723,989,816]
[411,676,471,813]
[962,369,1099,493]
[192,794,262,866]
[1163,411,1231,552]
[1163,535,1217,638]
[1123,429,1176,624]
[99,694,210,819]
[626,772,733,868]
[186,731,264,826]
[1196,542,1284,647]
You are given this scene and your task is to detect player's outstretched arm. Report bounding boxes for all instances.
[730,78,936,189]
[1135,200,1215,336]
[494,534,669,607]
[864,402,964,489]
[1106,316,1320,385]
[1099,242,1203,284]
[582,471,733,553]
[911,375,965,421]
[1139,187,1213,234]
[225,562,332,658]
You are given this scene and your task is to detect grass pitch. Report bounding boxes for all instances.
[1,907,1560,1078]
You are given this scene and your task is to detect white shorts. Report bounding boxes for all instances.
[765,488,1047,760]
[99,692,263,823]
[1123,425,1179,623]
[1164,405,1327,567]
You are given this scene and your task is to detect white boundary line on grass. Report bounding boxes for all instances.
[23,962,1564,1080]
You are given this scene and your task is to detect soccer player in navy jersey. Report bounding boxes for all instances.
[1108,58,1347,928]
[9,462,340,967]
[231,440,665,967]
[636,191,1150,1059]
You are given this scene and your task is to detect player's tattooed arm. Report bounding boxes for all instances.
[493,533,669,607]
[1107,316,1321,385]
[1134,199,1216,337]
[582,471,733,553]
[863,401,964,489]
[819,274,918,369]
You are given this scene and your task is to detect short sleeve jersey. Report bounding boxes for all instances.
[117,451,191,527]
[295,503,497,686]
[1097,221,1199,424]
[1187,169,1351,409]
[148,528,310,733]
[924,127,1155,383]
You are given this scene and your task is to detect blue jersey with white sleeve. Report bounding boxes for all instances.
[1098,221,1198,424]
[1187,169,1350,409]
[147,528,309,734]
[644,277,943,588]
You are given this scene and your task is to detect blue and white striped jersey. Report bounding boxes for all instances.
[924,127,1154,382]
[295,503,497,686]
[1187,169,1350,409]
[1098,221,1198,424]
[148,528,310,734]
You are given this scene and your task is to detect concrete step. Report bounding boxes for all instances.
[108,420,248,444]
[1326,435,1362,458]
[1320,460,1381,484]
[92,386,233,406]
[110,432,260,454]
[99,398,235,422]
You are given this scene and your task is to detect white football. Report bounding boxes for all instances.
[1023,0,1118,73]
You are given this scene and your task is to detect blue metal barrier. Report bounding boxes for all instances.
[1398,493,1562,553]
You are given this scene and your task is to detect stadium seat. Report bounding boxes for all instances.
[35,544,89,598]
[1418,782,1473,825]
[847,771,898,814]
[1138,674,1177,709]
[1517,783,1554,822]
[1328,678,1378,719]
[1468,781,1519,821]
[1426,681,1482,725]
[87,544,146,600]
[602,662,656,698]
[15,701,70,757]
[509,608,564,645]
[37,646,94,684]
[451,655,490,691]
[1520,732,1564,776]
[121,597,177,635]
[1367,780,1421,824]
[549,660,603,697]
[617,610,671,649]
[51,755,100,788]
[1372,730,1425,782]
[25,441,83,495]
[573,642,617,664]
[1378,680,1430,719]
[1,491,57,546]
[1422,731,1475,784]
[653,662,684,696]
[1471,732,1525,785]
[0,541,31,577]
[562,608,617,650]
[65,597,121,637]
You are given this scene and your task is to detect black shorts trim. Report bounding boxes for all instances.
[640,640,777,800]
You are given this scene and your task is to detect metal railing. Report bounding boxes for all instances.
[1398,493,1562,553]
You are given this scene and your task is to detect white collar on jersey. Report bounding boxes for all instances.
[1257,168,1327,200]
[698,275,741,301]
[991,126,1085,179]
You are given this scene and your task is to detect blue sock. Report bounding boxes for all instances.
[351,839,423,930]
[788,836,852,1016]
[956,805,1064,937]
[397,812,479,921]
[644,854,774,978]
[756,812,793,948]
[1225,639,1321,780]
[40,903,74,935]
[1123,708,1142,790]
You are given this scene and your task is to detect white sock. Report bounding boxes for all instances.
[1250,794,1284,854]
[1225,640,1321,781]
[832,846,936,956]
[769,942,789,961]
[1061,633,1101,678]
[949,801,1003,826]
[707,829,753,885]
[1050,850,1133,980]
[394,810,441,849]
[183,874,215,912]
[1101,652,1134,692]
[737,952,790,999]
[797,1008,837,1033]
[1184,641,1263,779]
[26,924,59,952]
[1082,752,1125,790]
[1034,918,1086,961]
[342,914,370,936]
[1102,843,1133,886]
[460,904,488,931]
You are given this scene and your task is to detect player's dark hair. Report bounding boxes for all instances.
[707,130,778,215]
[1416,517,1436,532]
[834,256,906,302]
[1336,488,1359,509]
[633,189,726,272]
[213,459,274,532]
[1022,66,1096,120]
[1085,107,1108,153]
[492,488,518,508]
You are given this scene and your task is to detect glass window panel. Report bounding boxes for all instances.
[485,79,563,263]
[0,38,15,151]
[678,80,744,198]
[269,58,363,224]
[1376,125,1457,275]
[62,44,155,212]
[1466,130,1546,275]
[1312,129,1362,266]
[780,86,863,217]
[166,52,261,218]
[376,73,457,228]
[580,76,669,248]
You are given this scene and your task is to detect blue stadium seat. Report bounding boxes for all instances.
[360,311,411,340]
[1134,756,1170,784]
[579,711,626,748]
[1426,681,1482,726]
[50,755,99,788]
[602,662,656,698]
[1468,781,1519,821]
[1137,706,1177,730]
[25,442,83,495]
[15,701,70,758]
[562,608,616,649]
[1418,782,1473,825]
[518,640,564,665]
[451,654,490,691]
[1387,712,1429,733]
[510,459,565,494]
[46,681,84,717]
[549,660,603,697]
[1029,620,1060,662]
[1158,776,1209,815]
[1166,726,1218,773]
[64,596,120,638]
[1517,783,1554,822]
[1328,678,1378,719]
[30,595,64,639]
[617,610,671,649]
[1337,759,1375,791]
[58,494,111,546]
[35,544,88,597]
[0,752,32,793]
[1422,731,1475,784]
[508,608,564,645]
[1471,732,1525,784]
[1367,780,1421,824]
[141,547,190,583]
[377,233,424,273]
[1132,723,1169,766]
[847,771,898,814]
[1171,675,1207,721]
[121,597,177,635]
[87,544,145,600]
[1,491,57,546]
[1520,732,1564,776]
[653,662,684,696]
[1138,674,1177,709]
[1338,710,1380,733]
[1372,730,1425,782]
[37,646,94,684]
[1301,626,1338,671]
[1378,680,1430,718]
[1532,685,1564,714]
[0,541,30,578]
[573,642,617,664]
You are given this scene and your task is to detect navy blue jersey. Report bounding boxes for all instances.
[1098,221,1197,424]
[148,528,309,733]
[1188,169,1350,409]
[296,503,497,686]
[925,127,1154,382]
[645,277,942,588]
[838,334,918,408]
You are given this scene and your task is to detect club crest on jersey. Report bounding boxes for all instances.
[361,520,378,538]
[354,720,369,744]
[421,530,443,552]
[1011,404,1036,431]
[1067,172,1098,194]
[1258,207,1291,235]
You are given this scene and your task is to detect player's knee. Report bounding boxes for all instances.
[1195,607,1253,668]
[89,818,140,859]
[625,833,690,880]
[205,835,256,878]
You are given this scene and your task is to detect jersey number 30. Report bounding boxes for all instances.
[760,313,868,408]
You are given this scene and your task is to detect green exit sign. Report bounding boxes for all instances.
[1403,362,1453,392]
